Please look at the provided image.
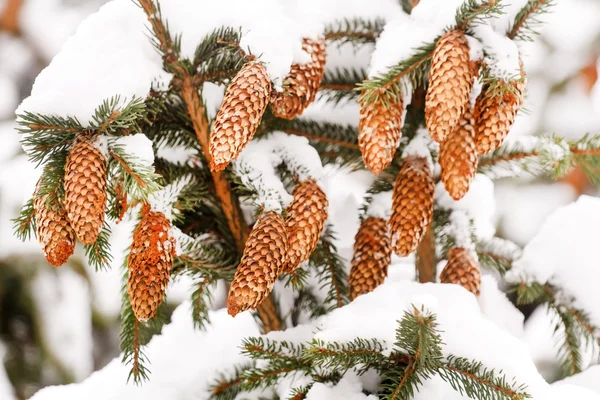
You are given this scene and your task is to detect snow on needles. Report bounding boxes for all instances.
[233,132,324,213]
[149,174,194,220]
[369,0,523,82]
[506,195,600,329]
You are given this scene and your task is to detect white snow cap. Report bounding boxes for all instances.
[110,133,155,167]
[507,195,600,330]
[365,191,392,219]
[149,174,194,220]
[233,132,324,213]
[402,128,437,168]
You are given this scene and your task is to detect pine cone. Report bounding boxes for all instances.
[283,179,328,273]
[64,138,108,245]
[439,110,478,200]
[440,247,481,295]
[209,62,271,171]
[474,79,525,155]
[127,205,176,321]
[358,93,404,175]
[228,211,288,316]
[425,30,476,143]
[271,38,326,119]
[390,157,435,256]
[349,217,391,300]
[33,185,76,267]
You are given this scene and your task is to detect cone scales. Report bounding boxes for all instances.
[33,185,76,267]
[390,157,435,256]
[358,93,404,175]
[425,30,476,143]
[349,217,392,300]
[440,247,481,295]
[127,205,176,321]
[283,179,328,273]
[474,78,525,155]
[271,38,326,119]
[64,139,108,245]
[228,211,288,316]
[439,110,478,200]
[209,62,271,171]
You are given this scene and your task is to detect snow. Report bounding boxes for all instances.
[234,132,324,212]
[477,275,524,338]
[435,174,496,239]
[472,24,522,81]
[506,196,600,329]
[0,74,18,119]
[149,174,194,220]
[555,365,600,394]
[17,0,170,125]
[305,372,377,400]
[0,343,15,400]
[110,133,155,167]
[30,304,260,400]
[365,191,392,219]
[402,128,436,169]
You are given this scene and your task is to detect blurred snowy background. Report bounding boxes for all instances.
[1,0,600,398]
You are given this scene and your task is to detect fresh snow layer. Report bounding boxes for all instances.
[17,0,170,125]
[30,282,600,399]
[111,133,155,167]
[30,304,260,400]
[507,195,600,328]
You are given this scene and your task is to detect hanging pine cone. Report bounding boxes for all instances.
[349,217,391,300]
[425,30,477,143]
[127,205,176,321]
[209,61,271,171]
[439,247,481,295]
[64,138,108,245]
[439,110,478,200]
[228,211,288,317]
[271,38,326,119]
[33,184,76,267]
[474,79,525,155]
[358,93,404,175]
[390,157,435,256]
[283,179,328,273]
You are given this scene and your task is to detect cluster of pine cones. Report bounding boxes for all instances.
[350,29,524,300]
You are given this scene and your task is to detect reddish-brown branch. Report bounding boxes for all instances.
[212,377,243,395]
[478,151,536,167]
[319,83,357,91]
[571,147,600,156]
[97,111,121,135]
[132,319,141,378]
[382,55,432,91]
[508,0,546,40]
[28,123,81,133]
[283,128,359,151]
[457,1,497,31]
[416,226,436,283]
[109,150,147,189]
[324,31,376,41]
[0,0,22,33]
[441,365,521,398]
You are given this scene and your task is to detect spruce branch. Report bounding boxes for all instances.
[88,96,146,135]
[279,119,359,150]
[190,276,213,330]
[210,363,253,400]
[437,356,531,400]
[307,338,388,374]
[13,198,36,241]
[84,225,112,271]
[359,0,500,103]
[508,0,554,41]
[476,238,522,276]
[308,227,349,310]
[324,18,385,44]
[108,144,163,201]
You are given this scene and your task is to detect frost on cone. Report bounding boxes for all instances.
[127,205,176,321]
[439,110,478,200]
[358,93,404,175]
[440,247,481,295]
[283,179,328,273]
[33,185,76,267]
[64,138,108,245]
[474,79,525,155]
[349,217,392,300]
[228,211,288,317]
[425,30,476,143]
[271,38,326,119]
[390,157,435,256]
[209,62,271,171]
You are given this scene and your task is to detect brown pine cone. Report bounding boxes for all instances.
[439,110,478,200]
[390,157,435,256]
[64,138,108,245]
[425,30,477,143]
[358,93,404,175]
[271,38,326,119]
[127,205,176,321]
[33,184,76,267]
[227,211,288,317]
[349,217,392,300]
[440,247,481,295]
[209,62,271,171]
[283,179,328,273]
[474,79,525,155]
